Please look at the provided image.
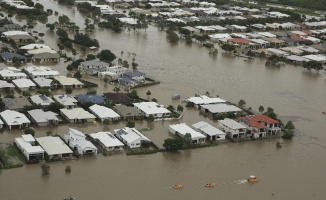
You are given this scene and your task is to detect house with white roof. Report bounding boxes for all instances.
[54,76,83,89]
[36,136,73,160]
[302,54,326,63]
[32,78,53,88]
[0,68,27,80]
[192,121,225,141]
[27,109,59,127]
[0,80,15,91]
[27,48,60,63]
[12,78,36,90]
[89,104,120,122]
[169,123,206,144]
[0,110,30,129]
[200,104,242,115]
[15,135,44,162]
[30,94,55,107]
[114,127,150,148]
[63,128,97,156]
[53,94,78,109]
[218,118,247,139]
[20,43,51,50]
[60,108,96,123]
[98,65,127,80]
[186,95,226,108]
[133,102,171,119]
[24,66,60,78]
[89,131,124,151]
[78,59,110,74]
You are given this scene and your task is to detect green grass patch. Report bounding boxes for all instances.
[126,149,158,155]
[0,144,24,169]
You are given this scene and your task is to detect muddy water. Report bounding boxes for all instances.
[0,1,326,199]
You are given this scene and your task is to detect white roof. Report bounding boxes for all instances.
[54,76,83,86]
[286,55,309,62]
[187,95,226,105]
[32,78,52,87]
[257,32,277,38]
[296,46,319,53]
[114,127,150,144]
[53,94,78,106]
[2,31,29,36]
[218,118,247,130]
[27,48,57,55]
[20,44,51,50]
[60,108,96,120]
[169,123,206,140]
[21,134,35,143]
[25,66,60,77]
[12,79,36,88]
[89,132,124,147]
[267,48,290,55]
[209,33,231,39]
[89,104,120,119]
[230,33,247,38]
[36,136,73,155]
[192,121,225,137]
[0,110,29,125]
[0,80,15,88]
[27,109,59,123]
[119,18,138,25]
[302,54,326,62]
[30,95,54,106]
[133,102,171,115]
[70,140,97,150]
[209,25,227,31]
[0,69,27,78]
[201,104,242,113]
[15,137,44,154]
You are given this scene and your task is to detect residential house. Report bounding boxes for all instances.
[228,38,250,47]
[30,94,54,107]
[296,46,320,53]
[118,71,145,87]
[78,59,109,75]
[89,104,120,122]
[63,128,97,156]
[98,65,127,80]
[89,131,124,151]
[0,110,30,129]
[113,104,142,120]
[186,95,226,108]
[200,103,242,116]
[36,136,73,160]
[20,43,51,50]
[75,94,105,104]
[27,48,60,63]
[0,80,14,91]
[27,109,59,127]
[3,97,32,112]
[3,23,22,31]
[286,55,310,63]
[0,52,27,63]
[169,123,206,144]
[192,121,226,141]
[114,127,150,148]
[133,102,171,119]
[103,92,133,105]
[218,118,247,139]
[0,67,27,80]
[2,31,34,45]
[24,65,60,78]
[60,108,96,123]
[32,78,53,88]
[54,76,83,89]
[238,115,281,136]
[12,79,36,90]
[15,135,44,162]
[53,94,78,109]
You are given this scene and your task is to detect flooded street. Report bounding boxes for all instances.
[1,1,326,199]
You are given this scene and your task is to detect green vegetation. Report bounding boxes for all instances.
[24,128,35,136]
[282,121,295,139]
[126,121,135,128]
[0,144,24,169]
[303,61,324,72]
[48,102,65,113]
[264,107,278,120]
[65,165,71,173]
[222,44,236,53]
[166,29,179,44]
[126,149,157,155]
[41,163,50,175]
[74,33,99,48]
[96,49,116,64]
[238,99,246,108]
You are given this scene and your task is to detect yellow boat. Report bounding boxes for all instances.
[173,184,183,189]
[247,175,259,182]
[205,182,216,187]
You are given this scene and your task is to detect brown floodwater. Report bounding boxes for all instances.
[1,1,326,199]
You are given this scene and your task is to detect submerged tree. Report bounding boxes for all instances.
[41,163,50,175]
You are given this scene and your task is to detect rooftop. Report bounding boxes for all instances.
[89,132,124,147]
[218,118,247,129]
[169,123,206,140]
[36,136,73,155]
[114,127,150,144]
[133,102,171,115]
[187,95,226,105]
[89,104,120,119]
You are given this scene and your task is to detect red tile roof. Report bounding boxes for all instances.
[301,30,312,35]
[291,35,306,42]
[238,115,278,129]
[228,38,250,44]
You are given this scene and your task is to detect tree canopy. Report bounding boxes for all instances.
[96,49,116,63]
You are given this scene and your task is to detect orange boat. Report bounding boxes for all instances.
[247,175,259,182]
[205,182,216,187]
[173,185,183,189]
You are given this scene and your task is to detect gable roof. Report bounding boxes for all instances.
[53,94,78,106]
[0,110,30,125]
[30,95,54,106]
[114,127,150,144]
[60,108,96,120]
[0,52,26,60]
[75,94,105,104]
[27,109,59,123]
[36,136,73,155]
[89,132,124,147]
[89,104,120,119]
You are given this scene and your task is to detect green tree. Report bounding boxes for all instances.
[65,87,73,95]
[183,133,192,148]
[128,90,139,99]
[96,49,116,63]
[37,88,51,96]
[126,120,135,128]
[86,54,96,61]
[65,165,71,173]
[56,28,69,40]
[222,44,236,53]
[103,77,109,83]
[282,129,294,139]
[259,105,264,113]
[167,105,175,112]
[238,99,246,108]
[148,114,155,122]
[122,60,129,68]
[74,71,82,79]
[303,61,323,72]
[41,163,50,175]
[48,102,65,113]
[151,98,157,102]
[132,62,138,71]
[113,87,120,93]
[166,29,179,44]
[163,137,184,151]
[146,90,151,98]
[284,121,295,130]
[103,118,110,125]
[46,131,53,136]
[58,15,70,25]
[177,105,184,113]
[24,128,35,136]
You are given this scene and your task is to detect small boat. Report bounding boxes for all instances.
[204,182,216,187]
[173,184,183,189]
[247,175,258,182]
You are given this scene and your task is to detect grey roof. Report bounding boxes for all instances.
[28,109,59,123]
[4,24,22,29]
[0,52,26,60]
[80,59,109,67]
[32,52,60,59]
[192,121,226,137]
[4,97,32,110]
[113,105,142,117]
[119,76,138,84]
[124,71,145,77]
